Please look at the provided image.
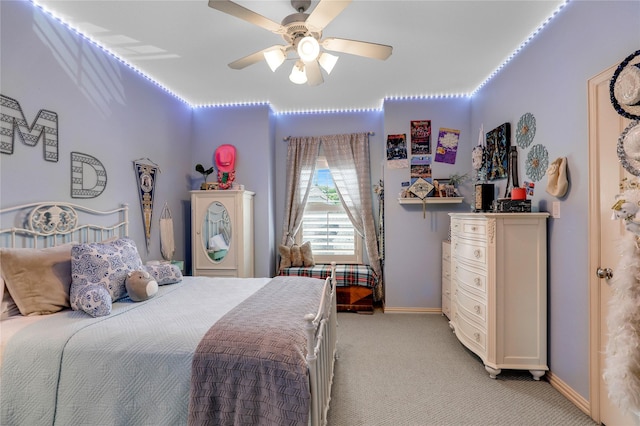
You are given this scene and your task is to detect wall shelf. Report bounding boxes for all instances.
[398,197,464,205]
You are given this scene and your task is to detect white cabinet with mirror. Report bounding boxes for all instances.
[191,190,254,277]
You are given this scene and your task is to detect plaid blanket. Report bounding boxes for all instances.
[279,264,377,288]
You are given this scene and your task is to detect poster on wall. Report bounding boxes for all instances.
[133,158,161,253]
[386,134,408,169]
[485,122,511,181]
[410,155,432,185]
[410,120,431,155]
[434,128,460,164]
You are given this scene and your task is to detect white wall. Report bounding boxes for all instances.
[190,105,274,277]
[273,111,385,275]
[0,0,192,263]
[470,0,640,400]
[383,97,472,310]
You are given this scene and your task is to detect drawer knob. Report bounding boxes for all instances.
[474,249,482,258]
[471,226,477,231]
[474,277,481,286]
[474,305,481,314]
[474,332,481,342]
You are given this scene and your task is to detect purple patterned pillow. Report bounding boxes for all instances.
[70,238,144,315]
[145,262,183,285]
[74,284,112,317]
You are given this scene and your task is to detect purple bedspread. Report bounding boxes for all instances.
[188,275,325,426]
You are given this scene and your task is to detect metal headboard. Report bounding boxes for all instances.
[0,202,128,248]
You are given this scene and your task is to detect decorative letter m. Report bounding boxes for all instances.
[0,94,59,162]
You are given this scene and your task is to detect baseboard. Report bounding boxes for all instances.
[383,307,442,314]
[546,370,591,416]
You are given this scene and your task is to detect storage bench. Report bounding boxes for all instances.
[279,264,378,312]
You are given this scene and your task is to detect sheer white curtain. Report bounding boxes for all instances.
[322,133,382,299]
[280,136,321,246]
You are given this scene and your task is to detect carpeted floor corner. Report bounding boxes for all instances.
[326,311,596,426]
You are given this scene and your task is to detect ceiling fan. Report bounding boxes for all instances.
[208,0,393,86]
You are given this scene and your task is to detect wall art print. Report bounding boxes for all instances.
[485,122,511,181]
[434,128,460,164]
[133,158,161,253]
[0,94,59,162]
[386,133,408,169]
[410,155,432,185]
[410,120,431,155]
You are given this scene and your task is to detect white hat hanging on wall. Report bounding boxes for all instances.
[617,121,640,176]
[610,50,640,121]
[546,157,569,198]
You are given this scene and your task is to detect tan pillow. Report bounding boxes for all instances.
[290,244,303,267]
[1,276,20,319]
[300,241,315,267]
[0,244,74,316]
[278,245,292,271]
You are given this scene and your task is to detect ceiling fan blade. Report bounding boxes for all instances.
[322,37,392,60]
[228,45,282,70]
[304,60,324,86]
[208,0,284,34]
[305,0,351,32]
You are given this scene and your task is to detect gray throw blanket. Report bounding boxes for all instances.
[188,275,325,426]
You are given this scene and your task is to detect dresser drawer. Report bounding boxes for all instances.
[452,219,487,241]
[442,295,451,319]
[456,286,486,326]
[455,262,487,296]
[455,310,487,356]
[442,275,451,300]
[442,259,451,281]
[453,239,487,268]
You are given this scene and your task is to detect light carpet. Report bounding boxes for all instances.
[326,311,596,426]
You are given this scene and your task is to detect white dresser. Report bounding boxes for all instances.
[442,240,452,320]
[191,190,254,277]
[448,212,549,380]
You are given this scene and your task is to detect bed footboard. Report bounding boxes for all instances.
[305,262,337,426]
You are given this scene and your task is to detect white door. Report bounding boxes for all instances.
[588,63,638,425]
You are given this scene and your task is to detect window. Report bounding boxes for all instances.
[297,156,362,264]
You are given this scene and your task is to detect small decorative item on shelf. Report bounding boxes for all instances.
[195,163,214,190]
[448,172,469,197]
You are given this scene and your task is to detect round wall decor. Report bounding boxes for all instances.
[526,144,549,182]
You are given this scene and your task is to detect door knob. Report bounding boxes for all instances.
[596,267,613,280]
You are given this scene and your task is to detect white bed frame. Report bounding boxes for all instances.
[0,202,129,247]
[0,201,337,426]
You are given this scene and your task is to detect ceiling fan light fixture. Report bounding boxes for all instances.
[263,48,286,72]
[318,52,338,74]
[289,61,308,84]
[297,36,320,62]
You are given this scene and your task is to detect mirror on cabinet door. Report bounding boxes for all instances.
[202,201,232,263]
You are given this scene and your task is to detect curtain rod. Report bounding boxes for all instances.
[283,131,375,141]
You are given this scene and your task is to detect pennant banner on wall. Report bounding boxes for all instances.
[133,158,161,252]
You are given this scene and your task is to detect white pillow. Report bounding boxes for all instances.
[208,234,229,251]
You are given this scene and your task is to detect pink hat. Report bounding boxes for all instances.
[215,144,236,172]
